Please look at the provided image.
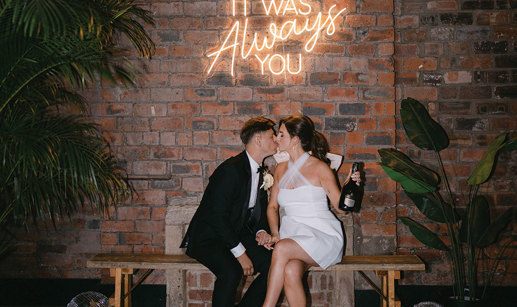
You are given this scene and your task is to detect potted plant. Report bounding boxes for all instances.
[378,98,516,305]
[0,0,155,255]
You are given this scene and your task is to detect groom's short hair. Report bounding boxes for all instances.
[240,117,276,145]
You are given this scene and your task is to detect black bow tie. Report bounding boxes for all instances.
[257,165,267,174]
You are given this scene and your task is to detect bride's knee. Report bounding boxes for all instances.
[272,240,289,258]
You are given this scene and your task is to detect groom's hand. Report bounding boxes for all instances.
[237,253,254,276]
[255,231,271,246]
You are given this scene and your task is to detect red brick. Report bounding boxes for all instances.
[404,58,437,71]
[201,101,233,115]
[360,209,378,223]
[323,0,356,13]
[211,131,241,145]
[362,29,394,42]
[162,59,207,73]
[183,177,204,192]
[362,224,396,236]
[254,87,287,101]
[117,207,151,220]
[403,87,438,101]
[133,161,167,175]
[457,56,492,69]
[185,147,217,160]
[236,102,267,115]
[120,88,150,101]
[325,87,358,101]
[184,2,217,16]
[348,44,376,56]
[151,147,181,159]
[303,102,335,116]
[360,0,393,12]
[369,58,394,71]
[427,0,458,11]
[123,233,152,245]
[168,102,200,116]
[362,87,395,100]
[151,88,183,102]
[151,207,167,221]
[220,87,252,101]
[396,16,419,28]
[151,3,182,16]
[170,74,203,86]
[345,15,376,27]
[343,72,377,85]
[133,104,167,117]
[269,101,302,116]
[151,118,184,131]
[395,44,419,56]
[135,221,164,233]
[101,221,135,232]
[377,14,394,26]
[288,86,322,101]
[379,72,395,85]
[205,17,234,29]
[347,131,364,145]
[169,46,203,57]
[193,131,210,145]
[378,43,394,56]
[350,58,368,70]
[101,233,118,245]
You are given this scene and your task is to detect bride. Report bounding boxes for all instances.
[261,115,361,307]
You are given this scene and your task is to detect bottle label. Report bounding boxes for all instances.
[344,196,355,207]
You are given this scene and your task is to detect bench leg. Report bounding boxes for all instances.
[376,270,401,307]
[110,268,134,307]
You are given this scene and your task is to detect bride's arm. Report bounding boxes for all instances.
[319,163,344,212]
[264,163,286,248]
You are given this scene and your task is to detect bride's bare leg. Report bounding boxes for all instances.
[284,259,308,307]
[262,239,317,307]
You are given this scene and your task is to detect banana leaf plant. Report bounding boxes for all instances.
[378,97,516,301]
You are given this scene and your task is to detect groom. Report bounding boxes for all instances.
[180,117,277,307]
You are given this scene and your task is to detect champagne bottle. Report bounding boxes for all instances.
[339,162,360,212]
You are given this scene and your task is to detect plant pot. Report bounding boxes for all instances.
[447,297,485,307]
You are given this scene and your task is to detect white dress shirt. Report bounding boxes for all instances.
[230,151,261,258]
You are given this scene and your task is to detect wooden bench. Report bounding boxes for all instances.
[87,253,425,307]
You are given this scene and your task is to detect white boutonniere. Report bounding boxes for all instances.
[260,171,274,190]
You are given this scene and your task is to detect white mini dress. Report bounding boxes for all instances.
[277,153,344,269]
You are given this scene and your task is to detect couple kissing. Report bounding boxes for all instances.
[180,115,361,307]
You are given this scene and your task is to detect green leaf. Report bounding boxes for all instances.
[476,207,514,248]
[500,137,517,152]
[400,217,448,251]
[400,97,449,151]
[406,192,458,223]
[467,133,507,185]
[460,196,490,244]
[379,148,439,193]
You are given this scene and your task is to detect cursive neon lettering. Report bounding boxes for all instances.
[208,1,347,75]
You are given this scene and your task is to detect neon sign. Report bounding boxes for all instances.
[207,0,347,76]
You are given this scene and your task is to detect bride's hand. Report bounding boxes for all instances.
[264,234,280,250]
[348,168,361,186]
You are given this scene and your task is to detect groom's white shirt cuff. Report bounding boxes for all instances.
[231,243,246,257]
[230,230,266,257]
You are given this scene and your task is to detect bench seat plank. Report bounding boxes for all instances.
[87,253,424,272]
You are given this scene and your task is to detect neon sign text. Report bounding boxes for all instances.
[208,0,347,76]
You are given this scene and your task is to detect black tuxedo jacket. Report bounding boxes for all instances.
[180,151,269,252]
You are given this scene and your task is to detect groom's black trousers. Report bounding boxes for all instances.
[187,229,272,307]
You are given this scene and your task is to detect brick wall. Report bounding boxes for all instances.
[394,0,517,286]
[0,0,515,304]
